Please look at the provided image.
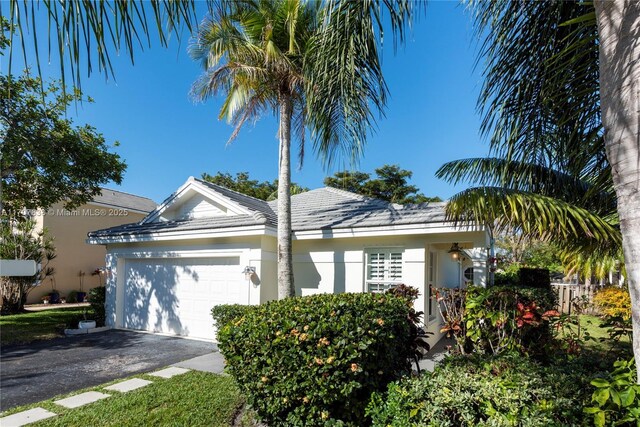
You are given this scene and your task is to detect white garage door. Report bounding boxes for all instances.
[123,257,247,340]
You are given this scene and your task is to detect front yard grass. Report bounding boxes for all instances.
[1,371,243,427]
[580,314,632,355]
[0,307,88,346]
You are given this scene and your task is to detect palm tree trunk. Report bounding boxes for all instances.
[277,95,295,299]
[594,0,640,380]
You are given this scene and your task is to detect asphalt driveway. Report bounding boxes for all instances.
[0,330,216,411]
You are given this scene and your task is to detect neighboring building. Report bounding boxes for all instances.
[29,189,156,304]
[88,177,489,345]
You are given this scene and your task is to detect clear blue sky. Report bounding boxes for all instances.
[2,1,489,204]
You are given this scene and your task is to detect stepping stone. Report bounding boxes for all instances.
[148,367,190,379]
[104,378,152,393]
[0,407,57,427]
[54,391,111,409]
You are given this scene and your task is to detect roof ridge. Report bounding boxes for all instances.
[195,178,271,205]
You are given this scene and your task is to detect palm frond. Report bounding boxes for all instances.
[469,0,601,168]
[436,157,616,215]
[3,0,200,91]
[446,187,621,250]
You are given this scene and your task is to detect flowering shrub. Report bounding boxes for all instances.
[593,286,631,320]
[216,293,412,426]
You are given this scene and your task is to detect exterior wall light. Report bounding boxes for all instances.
[242,266,256,280]
[448,242,463,261]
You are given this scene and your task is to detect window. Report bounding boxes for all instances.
[464,267,474,285]
[428,251,437,322]
[365,249,403,293]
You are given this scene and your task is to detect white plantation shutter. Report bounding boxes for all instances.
[366,249,404,293]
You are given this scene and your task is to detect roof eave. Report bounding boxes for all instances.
[87,224,275,245]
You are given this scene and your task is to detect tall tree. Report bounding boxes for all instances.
[1,73,126,214]
[325,165,442,204]
[189,0,412,299]
[201,171,308,201]
[594,0,640,374]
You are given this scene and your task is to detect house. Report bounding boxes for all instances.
[28,189,157,304]
[87,177,489,345]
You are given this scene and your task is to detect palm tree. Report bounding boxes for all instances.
[436,156,621,279]
[188,0,413,298]
[453,0,640,376]
[593,0,640,375]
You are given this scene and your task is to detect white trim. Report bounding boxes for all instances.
[89,222,484,245]
[292,223,484,240]
[364,247,405,293]
[110,248,246,259]
[87,225,273,245]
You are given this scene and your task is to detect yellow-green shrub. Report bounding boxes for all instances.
[593,286,631,320]
[217,293,412,426]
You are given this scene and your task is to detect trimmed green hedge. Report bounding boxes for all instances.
[211,304,253,330]
[217,293,413,426]
[368,354,595,426]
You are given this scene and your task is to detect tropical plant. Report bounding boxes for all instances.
[438,0,640,376]
[189,0,413,298]
[1,2,198,91]
[585,358,640,426]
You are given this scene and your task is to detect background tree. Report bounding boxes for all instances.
[190,0,413,299]
[325,165,442,204]
[201,171,308,201]
[1,73,127,214]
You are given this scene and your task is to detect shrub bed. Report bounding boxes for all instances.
[368,354,596,427]
[216,293,413,426]
[438,285,558,356]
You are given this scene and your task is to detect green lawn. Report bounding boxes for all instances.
[580,314,632,355]
[0,307,88,345]
[1,371,244,427]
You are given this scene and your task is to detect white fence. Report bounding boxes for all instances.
[552,283,598,314]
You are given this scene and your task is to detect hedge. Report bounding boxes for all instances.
[216,292,413,426]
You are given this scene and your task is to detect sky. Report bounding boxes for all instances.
[2,1,490,204]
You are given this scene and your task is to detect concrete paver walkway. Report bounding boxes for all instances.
[0,408,57,427]
[104,378,152,393]
[53,391,111,409]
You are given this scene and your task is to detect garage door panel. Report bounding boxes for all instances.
[123,257,247,340]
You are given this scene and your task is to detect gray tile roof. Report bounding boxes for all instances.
[275,187,447,231]
[196,179,277,222]
[88,185,447,239]
[93,189,157,213]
